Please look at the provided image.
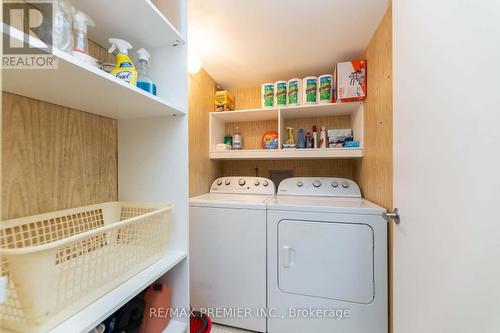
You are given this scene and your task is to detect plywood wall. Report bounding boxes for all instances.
[1,92,118,220]
[353,6,393,209]
[354,6,393,333]
[189,69,222,196]
[1,41,118,220]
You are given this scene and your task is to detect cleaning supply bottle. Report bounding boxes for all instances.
[108,38,137,85]
[232,127,242,150]
[72,10,98,67]
[136,48,157,95]
[51,0,75,53]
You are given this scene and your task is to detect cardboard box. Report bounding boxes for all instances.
[214,90,235,112]
[335,60,367,102]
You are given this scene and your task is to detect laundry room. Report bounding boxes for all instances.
[188,1,392,332]
[2,1,500,333]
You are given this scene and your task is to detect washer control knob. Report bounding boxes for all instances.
[239,178,246,186]
[297,181,304,187]
[342,181,350,188]
[331,181,338,188]
[254,179,260,186]
[262,180,269,187]
[225,179,231,185]
[216,179,223,186]
[312,180,322,188]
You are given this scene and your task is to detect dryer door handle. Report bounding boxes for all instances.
[282,245,295,268]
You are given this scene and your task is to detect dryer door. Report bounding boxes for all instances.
[278,219,374,304]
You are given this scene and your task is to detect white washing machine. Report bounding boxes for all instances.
[267,177,388,333]
[189,177,276,332]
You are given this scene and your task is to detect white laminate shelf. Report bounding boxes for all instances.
[2,27,185,119]
[50,251,187,333]
[209,148,363,160]
[75,0,185,48]
[211,101,362,121]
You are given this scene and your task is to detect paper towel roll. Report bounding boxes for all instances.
[274,81,287,107]
[287,78,302,106]
[302,76,318,104]
[261,83,274,108]
[318,74,333,103]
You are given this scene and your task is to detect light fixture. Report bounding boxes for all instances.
[188,49,201,74]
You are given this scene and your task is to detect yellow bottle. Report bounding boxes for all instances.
[108,38,137,85]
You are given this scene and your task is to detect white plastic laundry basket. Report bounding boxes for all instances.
[0,201,172,333]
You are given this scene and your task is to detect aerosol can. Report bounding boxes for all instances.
[108,38,137,85]
[136,48,157,95]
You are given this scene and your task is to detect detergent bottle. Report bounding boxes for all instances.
[108,38,137,85]
[136,48,157,95]
[72,10,98,67]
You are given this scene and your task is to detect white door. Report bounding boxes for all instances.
[393,1,500,333]
[278,220,374,304]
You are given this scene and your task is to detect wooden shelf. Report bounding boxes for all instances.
[50,251,187,333]
[210,148,363,160]
[76,0,185,48]
[2,27,184,119]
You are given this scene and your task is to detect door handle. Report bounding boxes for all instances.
[382,208,400,224]
[282,245,295,268]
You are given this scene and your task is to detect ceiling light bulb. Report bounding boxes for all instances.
[188,51,202,74]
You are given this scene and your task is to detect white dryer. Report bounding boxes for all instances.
[189,177,275,332]
[267,177,388,333]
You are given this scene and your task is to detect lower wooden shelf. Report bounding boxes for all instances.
[209,148,363,160]
[50,251,187,333]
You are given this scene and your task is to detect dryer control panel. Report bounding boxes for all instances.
[277,177,361,197]
[210,177,276,194]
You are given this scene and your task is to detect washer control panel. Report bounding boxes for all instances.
[210,177,275,194]
[277,177,361,197]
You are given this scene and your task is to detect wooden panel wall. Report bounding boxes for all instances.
[1,92,118,220]
[1,41,118,220]
[354,6,393,333]
[354,6,393,210]
[225,120,278,150]
[189,69,222,197]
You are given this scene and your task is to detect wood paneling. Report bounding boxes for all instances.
[225,120,277,150]
[227,86,261,110]
[1,92,118,220]
[354,6,393,210]
[189,69,222,196]
[354,5,393,333]
[222,159,354,179]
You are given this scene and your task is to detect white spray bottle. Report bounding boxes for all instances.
[72,10,98,67]
[136,48,157,95]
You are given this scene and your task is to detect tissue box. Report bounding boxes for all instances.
[214,90,235,112]
[335,60,367,102]
[328,129,353,147]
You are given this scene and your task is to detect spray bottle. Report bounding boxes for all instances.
[136,48,157,95]
[108,38,137,85]
[72,10,98,67]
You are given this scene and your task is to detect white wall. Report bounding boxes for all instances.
[393,1,500,332]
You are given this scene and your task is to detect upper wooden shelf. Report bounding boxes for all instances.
[75,0,185,48]
[2,27,185,119]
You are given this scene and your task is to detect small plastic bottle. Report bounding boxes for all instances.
[232,127,242,150]
[136,48,157,95]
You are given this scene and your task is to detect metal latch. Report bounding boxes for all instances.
[382,208,400,224]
